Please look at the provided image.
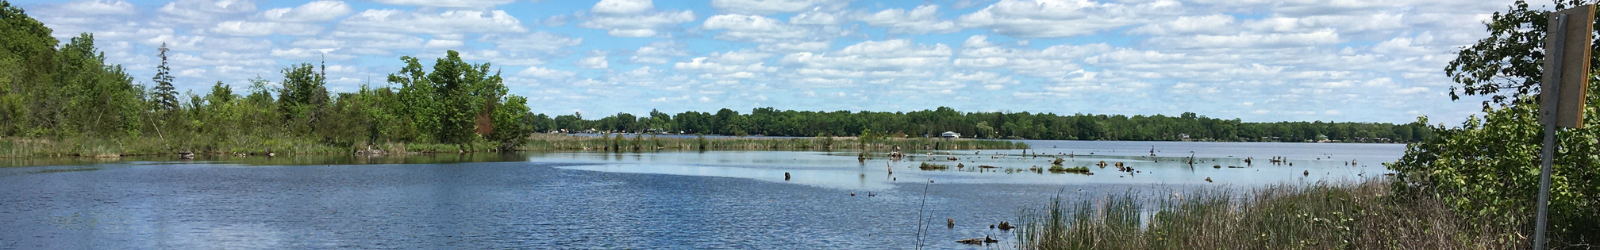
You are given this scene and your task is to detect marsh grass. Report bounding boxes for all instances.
[919,162,950,170]
[1047,165,1090,174]
[1018,179,1524,250]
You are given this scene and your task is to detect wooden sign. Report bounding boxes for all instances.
[1541,5,1594,128]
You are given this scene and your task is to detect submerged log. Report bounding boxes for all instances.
[956,235,999,245]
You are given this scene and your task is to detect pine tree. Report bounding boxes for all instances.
[151,42,178,113]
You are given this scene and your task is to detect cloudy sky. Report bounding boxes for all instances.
[13,0,1523,123]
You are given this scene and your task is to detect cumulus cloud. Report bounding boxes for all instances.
[210,21,323,36]
[710,0,851,14]
[478,32,584,54]
[371,0,519,9]
[630,41,690,64]
[261,1,352,22]
[519,66,577,79]
[52,0,138,15]
[856,4,959,34]
[577,52,610,69]
[340,9,527,34]
[959,0,1181,38]
[157,0,257,25]
[579,0,696,37]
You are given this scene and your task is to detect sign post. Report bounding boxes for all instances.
[1536,5,1593,249]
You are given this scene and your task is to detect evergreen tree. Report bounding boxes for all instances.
[151,42,178,113]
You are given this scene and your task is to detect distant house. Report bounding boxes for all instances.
[941,131,960,139]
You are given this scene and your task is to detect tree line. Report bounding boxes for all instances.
[0,2,531,151]
[537,107,1432,143]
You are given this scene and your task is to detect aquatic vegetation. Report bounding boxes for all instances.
[919,162,949,170]
[1016,179,1523,249]
[1047,165,1090,174]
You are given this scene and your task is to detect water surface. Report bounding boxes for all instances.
[0,140,1406,249]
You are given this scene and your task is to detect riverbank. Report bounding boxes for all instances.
[0,134,1029,159]
[1016,178,1523,249]
[520,134,1028,151]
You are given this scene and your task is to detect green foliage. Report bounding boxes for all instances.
[1389,93,1600,244]
[278,62,328,133]
[1395,0,1600,246]
[490,95,532,149]
[1446,0,1600,108]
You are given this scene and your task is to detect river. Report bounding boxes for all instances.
[0,141,1405,249]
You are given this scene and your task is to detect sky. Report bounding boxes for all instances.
[11,0,1526,124]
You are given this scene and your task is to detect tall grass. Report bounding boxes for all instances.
[1017,179,1525,250]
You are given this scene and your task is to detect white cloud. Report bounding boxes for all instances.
[340,9,527,34]
[423,39,464,48]
[262,1,352,22]
[791,9,849,25]
[1147,29,1341,49]
[631,41,690,64]
[270,48,353,60]
[210,21,323,36]
[959,0,1182,38]
[578,54,610,69]
[580,0,695,37]
[784,39,952,70]
[592,0,654,14]
[856,4,959,34]
[54,0,137,15]
[157,0,257,25]
[330,31,426,50]
[711,0,851,14]
[518,66,576,79]
[1127,14,1235,35]
[372,0,518,8]
[478,32,583,54]
[704,14,820,43]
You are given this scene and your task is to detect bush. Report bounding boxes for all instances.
[1388,92,1600,246]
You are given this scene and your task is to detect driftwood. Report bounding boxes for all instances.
[956,235,998,245]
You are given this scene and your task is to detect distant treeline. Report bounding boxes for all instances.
[534,107,1433,143]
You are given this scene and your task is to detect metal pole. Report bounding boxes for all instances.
[1534,13,1567,250]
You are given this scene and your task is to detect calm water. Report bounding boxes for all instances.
[0,141,1405,249]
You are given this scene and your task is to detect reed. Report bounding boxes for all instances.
[1017,179,1524,250]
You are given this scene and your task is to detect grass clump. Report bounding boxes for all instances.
[919,162,949,170]
[1017,179,1523,250]
[1047,165,1090,174]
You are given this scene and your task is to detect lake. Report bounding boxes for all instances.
[0,141,1405,249]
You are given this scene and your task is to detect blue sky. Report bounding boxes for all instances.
[13,0,1520,124]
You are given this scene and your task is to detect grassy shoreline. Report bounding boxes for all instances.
[0,134,1029,159]
[1016,178,1525,249]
